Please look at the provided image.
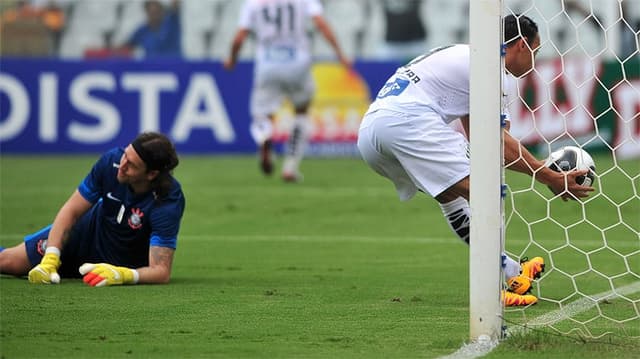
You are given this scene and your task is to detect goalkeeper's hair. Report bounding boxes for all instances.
[504,14,538,48]
[132,131,179,200]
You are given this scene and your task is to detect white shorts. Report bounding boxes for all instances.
[357,109,470,200]
[251,62,315,118]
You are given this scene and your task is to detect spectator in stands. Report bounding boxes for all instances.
[38,0,66,55]
[1,0,40,23]
[378,0,428,62]
[122,0,182,58]
[0,0,58,56]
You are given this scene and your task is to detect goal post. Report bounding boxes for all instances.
[469,0,504,341]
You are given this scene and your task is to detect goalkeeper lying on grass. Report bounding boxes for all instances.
[0,132,185,286]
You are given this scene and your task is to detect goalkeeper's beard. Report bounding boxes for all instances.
[116,168,127,183]
[117,169,147,188]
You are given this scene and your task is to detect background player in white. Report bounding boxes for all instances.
[224,0,352,181]
[357,15,594,306]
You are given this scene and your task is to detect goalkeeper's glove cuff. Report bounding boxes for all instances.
[131,269,140,284]
[45,246,61,256]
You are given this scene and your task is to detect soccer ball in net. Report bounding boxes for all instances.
[545,146,596,187]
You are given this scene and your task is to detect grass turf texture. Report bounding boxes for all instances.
[1,154,638,358]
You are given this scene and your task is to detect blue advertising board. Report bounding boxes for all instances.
[0,59,397,154]
[2,58,637,158]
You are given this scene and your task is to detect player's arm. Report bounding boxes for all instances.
[79,246,174,286]
[503,127,593,200]
[312,15,352,70]
[46,190,93,250]
[224,28,250,70]
[137,246,174,284]
[28,190,93,284]
[462,116,592,200]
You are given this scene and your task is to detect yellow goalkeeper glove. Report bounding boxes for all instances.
[79,263,139,287]
[28,247,61,284]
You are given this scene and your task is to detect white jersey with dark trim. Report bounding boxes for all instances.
[238,0,323,70]
[367,44,471,123]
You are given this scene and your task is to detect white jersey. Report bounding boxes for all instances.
[367,44,470,123]
[238,0,321,118]
[238,0,322,71]
[359,44,517,199]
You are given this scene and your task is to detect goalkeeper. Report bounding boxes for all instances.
[357,15,595,306]
[0,132,185,286]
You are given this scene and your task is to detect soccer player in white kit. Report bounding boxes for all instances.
[357,15,594,306]
[225,0,352,181]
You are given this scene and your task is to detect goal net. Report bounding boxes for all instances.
[501,0,640,339]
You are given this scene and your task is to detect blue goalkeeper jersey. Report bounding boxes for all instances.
[25,147,185,277]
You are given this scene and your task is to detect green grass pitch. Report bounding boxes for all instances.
[1,153,638,358]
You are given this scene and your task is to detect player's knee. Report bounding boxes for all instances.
[436,190,460,203]
[0,245,32,275]
[436,178,470,203]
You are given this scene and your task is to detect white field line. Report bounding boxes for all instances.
[439,281,640,359]
[1,186,395,197]
[2,234,633,250]
[438,338,500,359]
[0,234,459,244]
[508,281,640,331]
[180,234,459,243]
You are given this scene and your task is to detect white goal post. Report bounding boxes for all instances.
[469,0,504,341]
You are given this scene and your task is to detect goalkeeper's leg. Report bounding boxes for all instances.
[0,243,35,276]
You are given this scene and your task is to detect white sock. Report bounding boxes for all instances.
[250,116,273,145]
[439,197,470,244]
[283,115,310,175]
[502,254,521,280]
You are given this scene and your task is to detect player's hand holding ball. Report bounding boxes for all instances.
[545,146,596,200]
[28,247,61,284]
[79,263,139,287]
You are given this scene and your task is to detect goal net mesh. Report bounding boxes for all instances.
[502,0,639,339]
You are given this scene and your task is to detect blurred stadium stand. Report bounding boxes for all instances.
[60,1,119,57]
[1,0,638,60]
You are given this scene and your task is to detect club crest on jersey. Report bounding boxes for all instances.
[128,208,144,229]
[377,78,410,99]
[36,239,48,256]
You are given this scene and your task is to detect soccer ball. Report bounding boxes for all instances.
[545,146,596,186]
